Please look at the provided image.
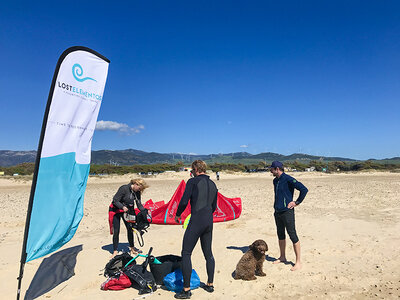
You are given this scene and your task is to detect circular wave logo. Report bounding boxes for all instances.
[72,64,97,82]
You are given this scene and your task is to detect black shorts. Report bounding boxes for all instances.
[274,209,299,243]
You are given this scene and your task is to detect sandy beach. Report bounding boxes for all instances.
[1,171,399,299]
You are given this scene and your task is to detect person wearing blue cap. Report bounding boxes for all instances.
[269,161,308,271]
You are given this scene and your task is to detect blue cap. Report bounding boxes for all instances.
[270,161,283,168]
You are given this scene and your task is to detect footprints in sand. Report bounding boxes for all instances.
[0,232,8,244]
[361,280,400,298]
[225,222,242,229]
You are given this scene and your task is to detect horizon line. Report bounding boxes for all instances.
[1,148,399,161]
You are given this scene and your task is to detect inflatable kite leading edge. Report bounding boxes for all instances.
[136,180,242,225]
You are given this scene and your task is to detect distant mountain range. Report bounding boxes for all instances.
[0,151,37,167]
[0,149,400,167]
[2,149,398,167]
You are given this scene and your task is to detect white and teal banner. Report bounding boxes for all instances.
[24,47,109,262]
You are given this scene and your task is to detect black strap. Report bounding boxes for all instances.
[142,247,153,272]
[131,226,145,247]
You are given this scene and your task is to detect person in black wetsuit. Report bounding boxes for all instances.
[110,178,149,258]
[174,160,218,299]
[269,161,308,271]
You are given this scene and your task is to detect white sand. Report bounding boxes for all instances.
[0,171,399,299]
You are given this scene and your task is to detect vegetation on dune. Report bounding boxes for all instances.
[1,163,35,176]
[89,162,186,175]
[1,160,399,176]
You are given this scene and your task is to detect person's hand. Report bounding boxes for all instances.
[287,201,297,209]
[175,215,180,223]
[123,206,129,212]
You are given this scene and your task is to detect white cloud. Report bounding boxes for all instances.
[96,120,145,135]
[240,145,249,148]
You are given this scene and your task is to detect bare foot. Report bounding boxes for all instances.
[290,263,302,271]
[130,247,142,256]
[110,251,118,259]
[273,257,287,264]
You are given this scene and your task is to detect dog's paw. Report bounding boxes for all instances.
[256,272,266,277]
[243,275,257,281]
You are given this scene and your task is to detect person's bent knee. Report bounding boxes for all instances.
[204,254,215,262]
[113,226,120,235]
[289,234,299,244]
[277,231,286,240]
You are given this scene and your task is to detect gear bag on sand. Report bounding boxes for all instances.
[101,272,132,291]
[104,252,134,278]
[101,248,157,294]
[163,269,200,292]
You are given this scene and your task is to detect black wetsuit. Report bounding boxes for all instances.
[176,174,218,288]
[273,173,308,243]
[111,184,144,251]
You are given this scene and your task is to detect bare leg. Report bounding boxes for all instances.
[290,241,301,271]
[273,239,287,264]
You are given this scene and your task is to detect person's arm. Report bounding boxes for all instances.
[176,180,194,217]
[289,179,308,205]
[112,186,126,209]
[135,193,145,211]
[211,190,218,213]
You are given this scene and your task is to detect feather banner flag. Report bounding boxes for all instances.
[21,46,109,264]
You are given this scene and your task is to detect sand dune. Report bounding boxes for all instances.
[0,171,399,299]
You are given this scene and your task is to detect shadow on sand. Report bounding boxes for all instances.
[226,245,248,253]
[101,242,131,254]
[24,245,82,300]
[226,245,277,262]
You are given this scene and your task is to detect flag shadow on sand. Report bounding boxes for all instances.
[24,245,82,300]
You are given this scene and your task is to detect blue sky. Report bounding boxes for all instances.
[1,1,399,160]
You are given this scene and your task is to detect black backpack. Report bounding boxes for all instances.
[124,263,157,294]
[126,208,152,247]
[123,247,157,294]
[126,194,152,233]
[104,252,135,278]
[133,208,151,232]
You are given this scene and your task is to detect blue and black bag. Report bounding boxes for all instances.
[163,269,200,292]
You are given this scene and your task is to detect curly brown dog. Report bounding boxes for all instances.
[234,239,268,280]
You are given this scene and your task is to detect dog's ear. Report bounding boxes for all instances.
[250,240,257,250]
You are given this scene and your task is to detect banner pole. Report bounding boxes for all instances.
[16,86,53,299]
